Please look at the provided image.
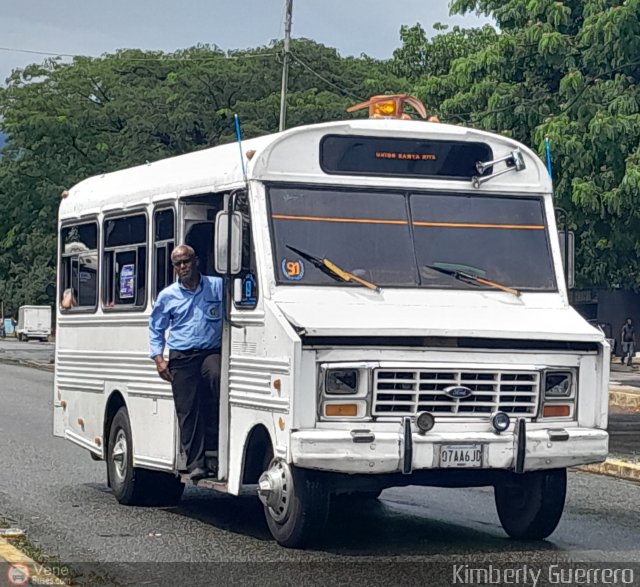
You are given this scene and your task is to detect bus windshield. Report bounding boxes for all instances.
[268,186,556,291]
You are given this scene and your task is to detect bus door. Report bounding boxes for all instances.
[176,195,226,473]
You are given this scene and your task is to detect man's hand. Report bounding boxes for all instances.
[153,356,173,383]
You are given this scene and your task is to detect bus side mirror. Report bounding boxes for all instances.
[214,211,243,275]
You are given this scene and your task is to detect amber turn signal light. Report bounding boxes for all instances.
[325,403,358,417]
[543,404,570,418]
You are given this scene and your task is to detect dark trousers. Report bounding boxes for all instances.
[168,349,220,472]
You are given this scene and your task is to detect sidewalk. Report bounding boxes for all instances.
[577,360,640,482]
[609,360,640,409]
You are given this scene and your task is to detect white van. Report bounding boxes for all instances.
[53,97,609,548]
[17,305,51,342]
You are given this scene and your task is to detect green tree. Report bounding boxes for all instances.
[393,0,640,289]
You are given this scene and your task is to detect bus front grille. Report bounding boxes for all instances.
[372,369,540,417]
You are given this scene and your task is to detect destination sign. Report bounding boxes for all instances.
[320,135,493,180]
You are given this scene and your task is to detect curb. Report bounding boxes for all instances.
[0,356,54,373]
[609,389,640,411]
[18,360,55,373]
[0,538,70,586]
[576,458,640,483]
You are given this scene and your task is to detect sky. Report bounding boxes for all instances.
[0,0,493,84]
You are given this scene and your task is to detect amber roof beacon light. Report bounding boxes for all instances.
[347,94,430,120]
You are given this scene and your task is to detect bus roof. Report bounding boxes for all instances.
[60,119,551,219]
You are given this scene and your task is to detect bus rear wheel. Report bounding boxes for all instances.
[107,407,184,506]
[258,459,329,548]
[494,468,566,540]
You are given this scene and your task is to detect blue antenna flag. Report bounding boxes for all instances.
[234,114,247,181]
[544,136,552,180]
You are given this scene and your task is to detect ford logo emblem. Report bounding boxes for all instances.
[444,385,473,399]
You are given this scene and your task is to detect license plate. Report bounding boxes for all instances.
[439,444,483,468]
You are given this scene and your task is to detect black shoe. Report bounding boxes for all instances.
[205,454,218,474]
[189,467,209,482]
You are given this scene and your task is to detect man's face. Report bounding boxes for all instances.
[172,251,197,281]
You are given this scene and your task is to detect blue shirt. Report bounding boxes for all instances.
[149,275,224,358]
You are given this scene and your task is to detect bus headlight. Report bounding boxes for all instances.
[544,371,572,398]
[325,369,359,395]
[490,411,511,433]
[416,411,435,434]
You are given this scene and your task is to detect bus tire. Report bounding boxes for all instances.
[494,468,566,540]
[107,408,185,506]
[105,407,147,505]
[259,460,329,548]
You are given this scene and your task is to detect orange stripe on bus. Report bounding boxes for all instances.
[272,214,407,225]
[271,215,544,230]
[412,221,544,230]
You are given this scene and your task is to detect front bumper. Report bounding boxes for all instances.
[290,424,608,474]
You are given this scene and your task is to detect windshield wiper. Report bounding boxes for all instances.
[426,263,520,297]
[286,245,381,293]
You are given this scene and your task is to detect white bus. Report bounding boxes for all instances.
[54,96,609,548]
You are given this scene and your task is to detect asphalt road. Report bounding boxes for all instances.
[1,362,640,585]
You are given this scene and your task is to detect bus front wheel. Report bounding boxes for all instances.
[107,407,184,506]
[259,459,329,548]
[494,468,566,540]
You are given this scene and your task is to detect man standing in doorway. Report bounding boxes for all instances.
[149,244,223,482]
[621,317,636,367]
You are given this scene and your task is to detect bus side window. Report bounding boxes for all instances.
[103,214,147,310]
[153,208,175,300]
[60,222,98,311]
[234,195,259,310]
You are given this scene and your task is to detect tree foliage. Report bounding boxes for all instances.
[2,3,640,314]
[392,1,640,289]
